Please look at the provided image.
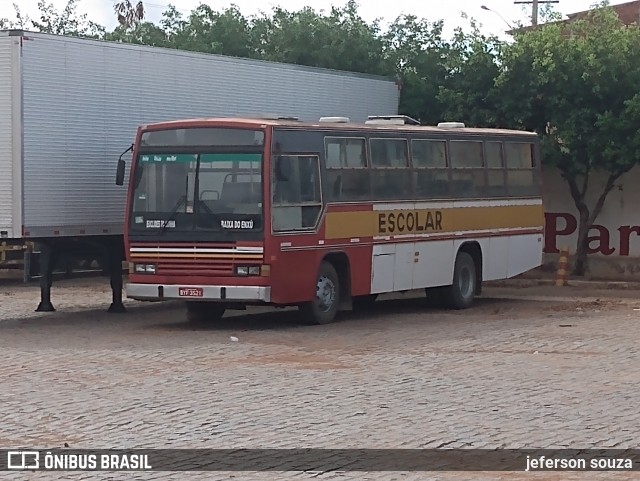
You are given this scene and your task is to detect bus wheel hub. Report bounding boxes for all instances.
[316,276,335,312]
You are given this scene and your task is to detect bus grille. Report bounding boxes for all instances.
[129,243,263,276]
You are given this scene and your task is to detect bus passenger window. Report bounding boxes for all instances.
[272,155,323,231]
[413,169,450,198]
[324,136,370,201]
[485,141,503,168]
[412,140,447,168]
[324,137,367,168]
[370,139,408,167]
[325,142,342,168]
[505,142,534,168]
[450,170,485,198]
[372,170,411,199]
[505,142,538,197]
[449,141,483,168]
[485,141,506,197]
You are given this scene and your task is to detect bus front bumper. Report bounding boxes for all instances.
[126,283,271,303]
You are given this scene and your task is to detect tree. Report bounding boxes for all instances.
[169,5,254,57]
[496,3,640,274]
[114,0,145,29]
[106,21,167,46]
[437,15,504,127]
[251,1,386,74]
[29,0,104,37]
[382,15,449,123]
[2,3,30,29]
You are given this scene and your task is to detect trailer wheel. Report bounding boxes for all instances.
[299,261,340,324]
[185,301,226,323]
[443,251,476,309]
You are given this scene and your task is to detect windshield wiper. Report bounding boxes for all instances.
[159,176,189,236]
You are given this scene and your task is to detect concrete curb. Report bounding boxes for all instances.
[486,278,640,290]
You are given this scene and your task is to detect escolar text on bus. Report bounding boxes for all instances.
[377,210,443,235]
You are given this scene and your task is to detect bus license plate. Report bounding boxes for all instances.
[179,287,203,297]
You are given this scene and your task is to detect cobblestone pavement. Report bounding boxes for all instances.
[1,278,640,480]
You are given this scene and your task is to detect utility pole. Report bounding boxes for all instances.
[514,0,559,26]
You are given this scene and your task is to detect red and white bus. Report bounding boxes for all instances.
[117,115,544,324]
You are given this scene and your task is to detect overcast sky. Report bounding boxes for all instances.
[1,0,627,39]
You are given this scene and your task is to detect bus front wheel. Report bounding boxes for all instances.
[185,301,226,323]
[299,261,340,325]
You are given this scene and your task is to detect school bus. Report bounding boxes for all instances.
[119,115,544,324]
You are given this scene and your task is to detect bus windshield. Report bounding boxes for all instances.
[129,128,265,239]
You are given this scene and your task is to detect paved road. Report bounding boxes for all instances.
[1,279,639,480]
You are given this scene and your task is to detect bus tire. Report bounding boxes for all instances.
[443,251,476,309]
[185,301,226,323]
[299,261,340,325]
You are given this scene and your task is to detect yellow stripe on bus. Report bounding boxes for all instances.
[324,204,544,239]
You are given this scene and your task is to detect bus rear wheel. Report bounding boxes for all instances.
[442,251,477,309]
[299,261,340,325]
[185,301,226,323]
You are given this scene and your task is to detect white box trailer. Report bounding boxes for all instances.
[0,29,399,311]
[0,30,399,240]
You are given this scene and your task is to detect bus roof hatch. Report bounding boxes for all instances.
[365,115,421,126]
[319,117,350,123]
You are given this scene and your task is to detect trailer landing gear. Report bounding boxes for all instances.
[33,236,126,314]
[107,238,126,314]
[35,243,56,312]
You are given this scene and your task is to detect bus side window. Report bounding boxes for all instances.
[273,156,298,203]
[411,139,449,199]
[485,141,507,198]
[449,140,484,198]
[272,155,323,231]
[505,142,538,197]
[324,137,370,201]
[370,138,410,199]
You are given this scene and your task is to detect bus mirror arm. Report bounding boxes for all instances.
[115,144,134,186]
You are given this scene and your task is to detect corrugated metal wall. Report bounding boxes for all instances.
[0,36,15,237]
[20,33,399,237]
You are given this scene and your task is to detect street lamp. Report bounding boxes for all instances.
[481,5,515,30]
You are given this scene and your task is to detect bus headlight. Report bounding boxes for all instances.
[236,265,261,276]
[134,263,156,274]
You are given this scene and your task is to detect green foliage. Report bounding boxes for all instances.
[497,2,640,273]
[382,15,448,123]
[163,5,254,57]
[30,0,104,37]
[105,22,166,46]
[252,1,386,73]
[438,17,504,127]
[499,5,640,179]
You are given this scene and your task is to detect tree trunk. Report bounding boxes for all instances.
[563,167,633,277]
[573,207,590,276]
